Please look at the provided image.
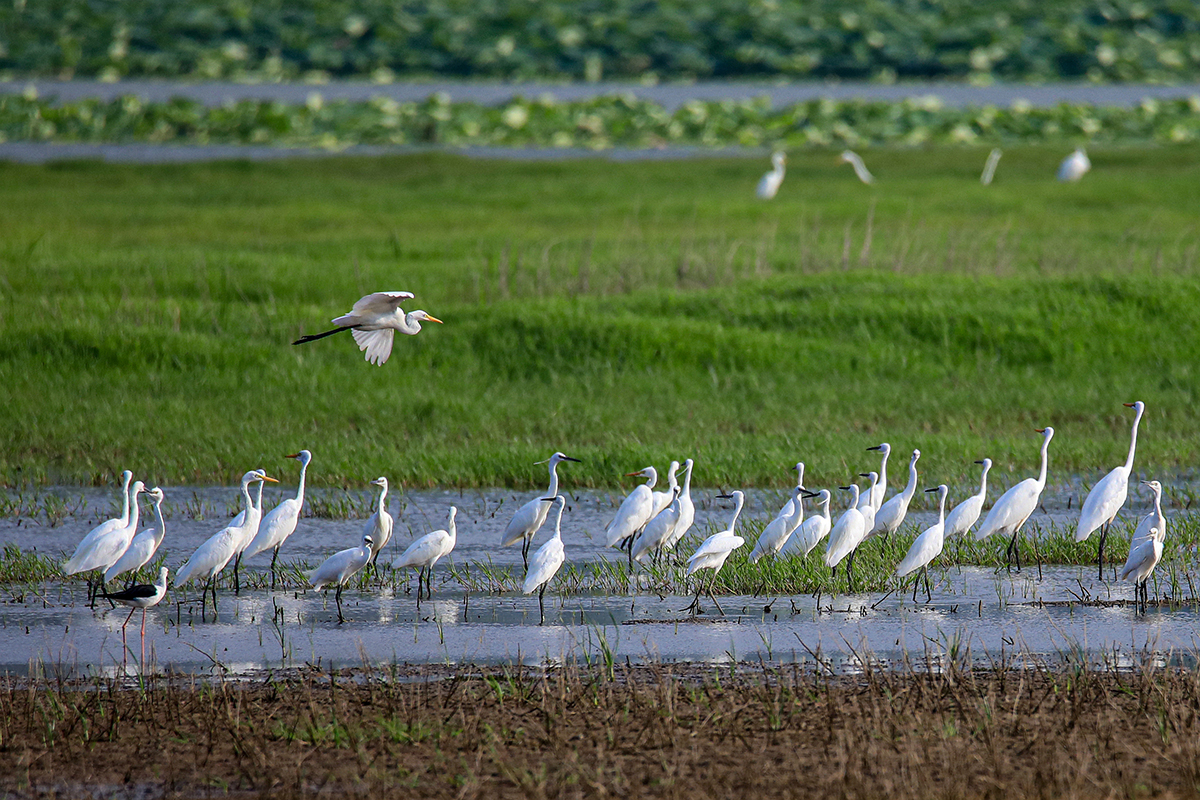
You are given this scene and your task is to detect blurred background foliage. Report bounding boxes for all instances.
[2,0,1200,84]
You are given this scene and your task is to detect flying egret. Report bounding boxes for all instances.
[896,486,949,603]
[310,534,374,623]
[1057,148,1091,182]
[63,470,133,601]
[750,486,806,563]
[392,506,457,601]
[756,151,787,199]
[856,472,879,537]
[1131,480,1166,550]
[176,471,271,612]
[651,461,681,518]
[101,566,168,665]
[632,487,681,565]
[246,450,313,588]
[292,291,442,365]
[981,148,1002,185]
[1076,401,1145,580]
[866,444,890,510]
[788,489,832,556]
[663,458,696,551]
[944,459,992,539]
[869,449,922,541]
[523,496,566,624]
[825,484,868,591]
[840,150,875,184]
[975,427,1055,571]
[1120,526,1163,614]
[64,481,147,607]
[364,477,394,566]
[684,491,746,616]
[501,452,581,570]
[104,487,166,586]
[230,468,271,595]
[605,466,658,560]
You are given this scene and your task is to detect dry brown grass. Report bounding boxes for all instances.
[3,660,1200,798]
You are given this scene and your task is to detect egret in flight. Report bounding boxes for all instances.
[756,152,787,199]
[393,506,457,601]
[292,291,442,365]
[523,496,566,624]
[975,427,1055,571]
[1057,148,1091,182]
[310,534,374,623]
[501,452,580,570]
[101,566,168,665]
[246,450,312,588]
[684,492,746,616]
[1076,401,1144,580]
[896,486,949,603]
[840,150,875,184]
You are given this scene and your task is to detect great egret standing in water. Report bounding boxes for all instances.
[501,452,580,570]
[1076,401,1145,580]
[750,486,805,563]
[825,484,868,591]
[605,466,658,560]
[632,487,681,565]
[364,477,394,566]
[64,481,146,607]
[756,152,787,199]
[104,487,167,586]
[246,450,312,588]
[840,150,875,184]
[523,496,566,624]
[292,291,443,365]
[1120,525,1162,614]
[663,458,695,551]
[64,470,133,601]
[975,427,1055,571]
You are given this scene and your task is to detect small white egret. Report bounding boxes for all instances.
[1076,401,1145,580]
[684,491,746,616]
[825,484,868,591]
[392,506,457,600]
[292,291,442,365]
[869,449,922,541]
[944,459,992,539]
[840,150,875,184]
[523,496,566,624]
[896,486,949,603]
[663,458,695,551]
[788,489,832,556]
[750,486,805,563]
[778,462,806,519]
[975,427,1055,571]
[64,481,147,607]
[632,487,681,565]
[651,461,681,517]
[1057,148,1091,182]
[981,148,1002,185]
[866,444,890,510]
[1120,526,1163,614]
[756,151,787,199]
[605,466,658,560]
[101,566,168,665]
[1131,480,1166,549]
[501,452,581,570]
[246,450,313,587]
[310,534,374,623]
[364,477,394,566]
[856,471,879,536]
[104,487,166,585]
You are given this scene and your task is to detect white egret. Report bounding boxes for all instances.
[1076,401,1145,580]
[651,461,681,517]
[230,468,272,595]
[605,466,658,560]
[981,148,1002,185]
[788,489,832,556]
[632,487,681,565]
[684,491,746,616]
[500,452,581,570]
[896,486,949,603]
[778,462,805,519]
[246,450,313,588]
[310,534,374,623]
[364,477,394,566]
[750,486,805,563]
[1131,480,1166,549]
[101,566,168,665]
[869,449,921,541]
[1120,526,1163,614]
[866,444,890,510]
[975,427,1055,571]
[292,291,442,365]
[825,484,868,591]
[856,472,879,537]
[64,481,146,607]
[944,459,992,539]
[393,506,457,600]
[663,458,695,551]
[176,471,270,611]
[1057,148,1091,182]
[63,469,133,600]
[523,496,566,624]
[840,150,875,184]
[756,151,787,199]
[104,487,166,585]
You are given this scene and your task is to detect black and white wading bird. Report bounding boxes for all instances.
[102,566,169,664]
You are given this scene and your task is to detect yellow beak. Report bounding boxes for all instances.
[425,315,444,324]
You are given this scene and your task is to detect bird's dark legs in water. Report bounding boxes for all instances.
[706,572,725,616]
[846,550,858,593]
[521,538,530,572]
[626,536,635,568]
[911,572,920,603]
[1097,521,1109,581]
[537,583,547,625]
[923,568,932,603]
[415,567,425,607]
[270,547,280,590]
[684,577,704,615]
[425,565,434,599]
[1005,530,1022,572]
[233,553,242,595]
[334,583,345,623]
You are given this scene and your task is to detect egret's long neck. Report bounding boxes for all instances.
[901,460,918,500]
[240,480,254,516]
[979,466,990,495]
[937,493,947,524]
[152,499,166,544]
[1036,438,1051,488]
[668,467,679,492]
[791,492,805,523]
[877,453,888,495]
[119,475,133,525]
[295,459,308,505]
[546,462,560,498]
[644,469,657,488]
[682,463,693,494]
[378,485,388,514]
[728,495,745,532]
[253,481,264,512]
[847,485,860,509]
[127,492,141,532]
[821,499,831,521]
[1125,407,1144,471]
[447,514,457,545]
[552,508,563,540]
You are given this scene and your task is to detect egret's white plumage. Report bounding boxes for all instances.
[1076,401,1145,578]
[632,487,681,565]
[175,471,269,607]
[684,491,746,615]
[523,497,567,623]
[975,427,1055,570]
[501,452,580,568]
[293,291,443,365]
[866,444,890,511]
[869,449,921,540]
[605,466,658,549]
[840,150,875,184]
[1131,480,1166,549]
[1057,148,1091,182]
[778,462,805,520]
[897,485,949,579]
[1120,527,1163,585]
[246,450,312,585]
[750,486,805,563]
[310,533,374,622]
[651,461,681,518]
[364,477,394,564]
[787,489,832,556]
[856,472,878,536]
[104,487,166,584]
[229,469,275,593]
[663,458,695,551]
[825,484,867,570]
[981,148,1002,185]
[756,152,787,199]
[64,481,146,579]
[943,459,992,539]
[393,506,457,599]
[63,470,134,576]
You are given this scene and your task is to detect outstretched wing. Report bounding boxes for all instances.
[351,328,395,365]
[350,291,415,316]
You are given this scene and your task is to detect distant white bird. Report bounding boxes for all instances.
[63,469,134,599]
[293,291,443,365]
[501,452,581,570]
[310,534,374,622]
[1076,401,1145,580]
[246,450,313,587]
[1057,147,1091,182]
[393,506,457,600]
[975,427,1055,571]
[756,151,787,199]
[685,491,746,616]
[869,449,922,541]
[364,477,394,566]
[101,566,168,664]
[944,459,992,539]
[104,487,167,585]
[866,444,890,511]
[840,150,875,184]
[1120,526,1163,613]
[981,148,1002,185]
[663,458,696,551]
[64,481,147,607]
[856,472,879,537]
[1131,480,1166,550]
[750,486,805,564]
[605,466,658,558]
[896,486,949,602]
[825,484,868,591]
[652,461,681,517]
[632,487,681,565]
[523,496,566,624]
[788,489,832,556]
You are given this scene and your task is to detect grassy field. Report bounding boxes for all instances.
[2,144,1200,489]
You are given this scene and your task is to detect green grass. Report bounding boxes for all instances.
[2,145,1200,488]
